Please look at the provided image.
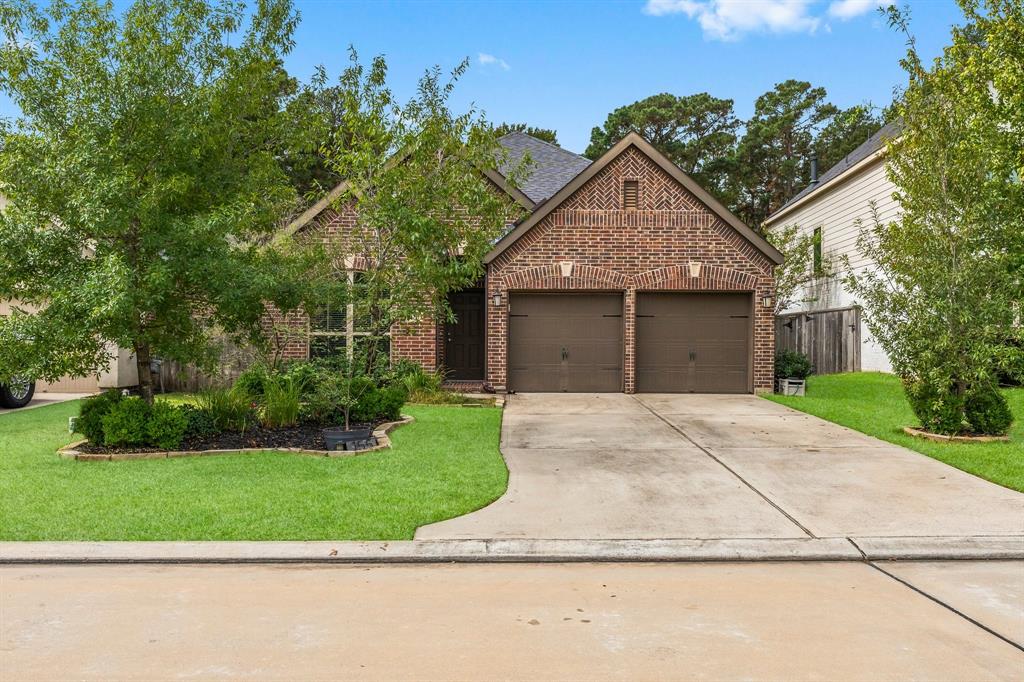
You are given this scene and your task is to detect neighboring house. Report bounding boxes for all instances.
[276,131,782,394]
[0,194,137,394]
[0,299,136,393]
[762,122,902,374]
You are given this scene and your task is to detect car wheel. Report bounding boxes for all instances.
[0,377,36,408]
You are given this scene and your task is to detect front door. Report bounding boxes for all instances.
[445,290,485,380]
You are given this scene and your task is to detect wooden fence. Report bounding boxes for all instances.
[775,306,861,375]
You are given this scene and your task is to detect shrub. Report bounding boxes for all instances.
[180,404,218,440]
[351,384,406,423]
[101,397,151,447]
[774,350,814,380]
[77,390,124,443]
[283,361,322,397]
[300,372,346,426]
[964,383,1014,436]
[195,388,255,432]
[904,378,967,435]
[146,402,188,449]
[262,375,301,428]
[233,364,269,399]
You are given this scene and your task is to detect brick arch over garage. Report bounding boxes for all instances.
[634,264,758,291]
[502,263,629,291]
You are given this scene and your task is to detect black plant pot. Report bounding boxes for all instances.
[323,427,374,452]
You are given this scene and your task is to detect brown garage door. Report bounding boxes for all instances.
[636,292,751,393]
[508,293,623,392]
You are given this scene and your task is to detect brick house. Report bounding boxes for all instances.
[280,131,782,394]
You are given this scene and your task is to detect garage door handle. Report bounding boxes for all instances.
[561,347,569,360]
[689,351,696,361]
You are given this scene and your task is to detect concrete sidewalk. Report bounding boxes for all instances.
[3,561,1021,680]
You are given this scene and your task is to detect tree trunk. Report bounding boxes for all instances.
[134,341,154,405]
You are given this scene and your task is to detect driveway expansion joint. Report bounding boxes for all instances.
[631,395,816,539]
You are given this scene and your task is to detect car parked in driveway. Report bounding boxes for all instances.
[0,376,36,408]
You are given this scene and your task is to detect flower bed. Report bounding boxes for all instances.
[59,415,413,461]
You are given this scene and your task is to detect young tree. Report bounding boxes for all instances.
[287,50,527,373]
[585,92,739,200]
[846,2,1023,435]
[733,80,838,229]
[0,0,303,403]
[767,225,826,315]
[493,122,559,145]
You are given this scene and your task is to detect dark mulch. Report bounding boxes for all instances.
[74,422,377,454]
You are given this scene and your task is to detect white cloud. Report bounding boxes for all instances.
[644,0,883,40]
[477,52,510,71]
[828,0,881,20]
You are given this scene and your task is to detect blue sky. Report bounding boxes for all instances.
[285,0,965,153]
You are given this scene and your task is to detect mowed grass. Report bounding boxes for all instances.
[0,401,508,540]
[765,373,1024,492]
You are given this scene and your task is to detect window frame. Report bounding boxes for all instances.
[308,269,391,361]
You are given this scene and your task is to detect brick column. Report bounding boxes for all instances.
[623,287,636,393]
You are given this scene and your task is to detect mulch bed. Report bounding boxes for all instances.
[75,422,377,455]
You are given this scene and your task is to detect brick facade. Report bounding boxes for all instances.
[486,145,776,393]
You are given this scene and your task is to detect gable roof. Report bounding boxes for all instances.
[484,131,783,265]
[765,120,902,225]
[495,132,592,204]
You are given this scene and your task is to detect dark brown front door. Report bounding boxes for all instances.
[445,290,485,380]
[635,292,751,393]
[508,293,623,392]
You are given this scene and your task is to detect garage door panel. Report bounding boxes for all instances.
[636,293,751,394]
[508,293,623,393]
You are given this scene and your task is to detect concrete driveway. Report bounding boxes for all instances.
[417,393,1024,542]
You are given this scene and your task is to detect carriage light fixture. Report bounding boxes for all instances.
[492,293,502,307]
[762,295,774,308]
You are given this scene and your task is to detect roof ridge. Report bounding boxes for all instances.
[497,130,590,162]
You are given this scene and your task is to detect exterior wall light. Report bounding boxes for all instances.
[762,296,774,309]
[492,293,502,307]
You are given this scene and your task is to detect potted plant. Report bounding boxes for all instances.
[774,350,814,396]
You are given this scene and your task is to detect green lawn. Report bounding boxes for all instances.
[765,373,1024,492]
[0,401,508,540]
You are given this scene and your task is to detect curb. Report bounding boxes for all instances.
[1,536,1020,564]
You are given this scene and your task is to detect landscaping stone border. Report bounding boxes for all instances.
[57,415,415,462]
[902,426,1010,444]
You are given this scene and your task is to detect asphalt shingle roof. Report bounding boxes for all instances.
[773,120,903,216]
[496,132,592,204]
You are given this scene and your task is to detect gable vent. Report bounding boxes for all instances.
[623,180,639,210]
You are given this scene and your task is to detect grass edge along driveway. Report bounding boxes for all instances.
[0,401,508,541]
[765,372,1023,493]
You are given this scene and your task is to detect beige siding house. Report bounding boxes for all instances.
[763,122,902,373]
[0,193,136,393]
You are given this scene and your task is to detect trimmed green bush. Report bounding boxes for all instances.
[965,383,1014,435]
[180,404,218,440]
[774,350,814,380]
[146,402,188,449]
[101,397,151,447]
[233,364,269,398]
[77,389,124,444]
[904,378,967,435]
[350,384,406,423]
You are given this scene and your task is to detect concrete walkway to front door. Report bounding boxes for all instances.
[416,393,1024,542]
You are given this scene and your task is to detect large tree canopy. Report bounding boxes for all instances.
[286,50,527,372]
[0,0,304,402]
[585,92,739,200]
[493,122,558,145]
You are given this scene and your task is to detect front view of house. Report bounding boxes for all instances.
[285,131,782,394]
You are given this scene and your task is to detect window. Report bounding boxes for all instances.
[623,180,639,210]
[813,227,824,276]
[308,270,390,361]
